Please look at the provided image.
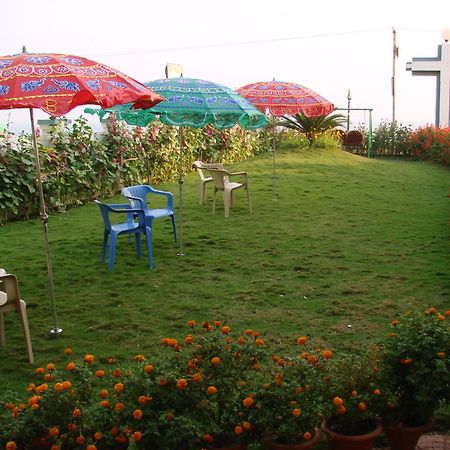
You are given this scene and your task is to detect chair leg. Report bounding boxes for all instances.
[101,230,108,263]
[108,232,118,270]
[171,214,177,243]
[144,227,153,269]
[0,312,5,346]
[247,187,252,213]
[200,182,206,205]
[18,300,33,364]
[212,188,217,214]
[223,191,231,218]
[135,233,142,258]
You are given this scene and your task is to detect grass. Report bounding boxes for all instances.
[0,144,448,395]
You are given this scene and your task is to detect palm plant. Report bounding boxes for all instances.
[278,112,346,146]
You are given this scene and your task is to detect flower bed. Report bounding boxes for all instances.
[0,309,448,450]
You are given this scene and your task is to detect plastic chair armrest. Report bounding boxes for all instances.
[149,189,174,209]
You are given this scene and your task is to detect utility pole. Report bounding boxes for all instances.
[346,89,351,132]
[392,28,399,124]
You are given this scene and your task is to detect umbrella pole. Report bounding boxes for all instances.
[177,127,184,256]
[29,109,62,336]
[272,122,277,200]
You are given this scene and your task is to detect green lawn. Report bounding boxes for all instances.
[0,145,448,394]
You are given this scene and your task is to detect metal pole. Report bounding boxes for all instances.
[29,108,62,335]
[272,118,277,200]
[368,109,373,158]
[346,89,351,133]
[177,127,184,256]
[392,28,398,123]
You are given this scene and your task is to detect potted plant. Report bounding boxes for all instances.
[377,307,450,450]
[249,336,329,449]
[320,351,384,450]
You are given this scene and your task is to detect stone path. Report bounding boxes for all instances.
[376,434,450,450]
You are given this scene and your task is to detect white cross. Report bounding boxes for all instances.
[406,43,450,128]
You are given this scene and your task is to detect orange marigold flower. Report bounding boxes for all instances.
[138,395,151,404]
[337,405,346,414]
[221,326,231,334]
[50,445,60,450]
[132,431,142,442]
[438,352,446,359]
[295,386,303,393]
[243,397,254,407]
[114,383,125,393]
[62,381,72,390]
[108,357,117,364]
[144,364,153,374]
[244,329,253,335]
[352,390,358,397]
[49,427,59,437]
[300,351,309,360]
[72,408,81,417]
[133,409,143,420]
[68,423,77,431]
[292,408,302,416]
[359,402,367,412]
[252,330,260,337]
[110,427,119,436]
[304,432,312,441]
[445,310,450,317]
[86,445,97,450]
[243,421,252,431]
[36,367,44,375]
[193,373,202,383]
[389,332,395,338]
[44,373,53,381]
[66,362,75,371]
[6,442,17,450]
[255,338,265,346]
[187,320,196,328]
[322,350,333,359]
[374,389,381,396]
[159,379,167,386]
[31,403,39,411]
[94,432,103,441]
[54,382,64,392]
[112,368,122,377]
[167,411,175,421]
[47,363,56,371]
[202,434,214,443]
[135,354,145,363]
[333,397,344,406]
[176,378,188,390]
[427,307,436,315]
[99,389,109,398]
[201,321,210,328]
[274,373,283,385]
[184,335,193,345]
[234,425,244,435]
[297,336,308,345]
[95,370,105,378]
[100,400,110,408]
[64,347,73,355]
[276,358,285,367]
[114,402,125,412]
[307,355,318,365]
[36,383,48,393]
[75,436,85,445]
[237,336,245,344]
[438,314,445,321]
[214,320,222,327]
[207,386,217,395]
[401,358,412,365]
[84,354,94,364]
[392,319,400,326]
[211,357,221,365]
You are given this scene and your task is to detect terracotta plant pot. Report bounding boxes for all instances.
[321,420,382,450]
[268,428,321,449]
[208,443,247,450]
[385,421,433,450]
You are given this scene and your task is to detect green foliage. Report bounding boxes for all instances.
[0,117,265,224]
[369,121,413,157]
[378,308,450,427]
[278,112,346,146]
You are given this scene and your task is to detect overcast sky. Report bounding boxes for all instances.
[1,0,449,132]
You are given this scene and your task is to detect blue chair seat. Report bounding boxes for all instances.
[95,200,153,270]
[122,185,177,242]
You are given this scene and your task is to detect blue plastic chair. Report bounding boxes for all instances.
[95,200,153,270]
[121,185,177,242]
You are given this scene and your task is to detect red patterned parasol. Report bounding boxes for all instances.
[236,80,334,117]
[0,50,164,335]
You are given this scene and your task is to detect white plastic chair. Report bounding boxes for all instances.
[209,168,252,218]
[192,161,224,205]
[0,270,34,363]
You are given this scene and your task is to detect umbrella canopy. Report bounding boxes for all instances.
[87,77,267,256]
[0,52,163,114]
[236,80,334,117]
[87,77,267,129]
[0,50,164,335]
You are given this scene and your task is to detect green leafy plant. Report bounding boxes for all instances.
[250,336,330,445]
[278,112,346,146]
[321,351,385,436]
[378,307,450,427]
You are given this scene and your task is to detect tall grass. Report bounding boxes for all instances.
[0,145,448,393]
